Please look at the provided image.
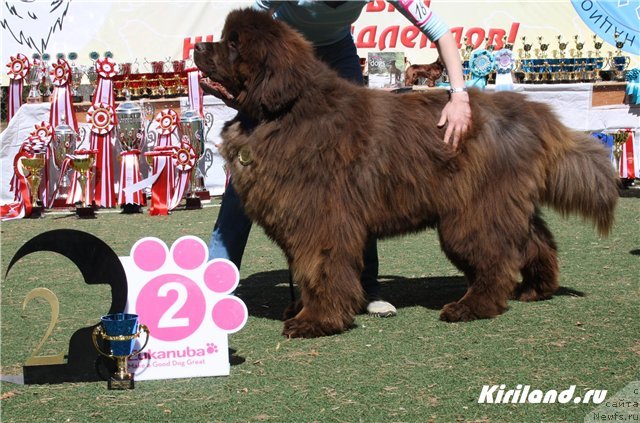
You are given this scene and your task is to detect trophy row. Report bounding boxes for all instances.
[26,101,207,218]
[25,54,193,104]
[461,34,631,84]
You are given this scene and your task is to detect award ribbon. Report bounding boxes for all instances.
[6,54,30,123]
[88,101,117,207]
[169,138,196,210]
[493,49,515,91]
[48,58,79,207]
[118,150,146,206]
[618,130,636,179]
[466,49,495,90]
[0,153,33,221]
[187,68,204,117]
[89,57,118,208]
[625,68,639,105]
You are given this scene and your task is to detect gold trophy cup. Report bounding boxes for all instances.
[67,149,97,218]
[22,153,46,218]
[92,313,150,390]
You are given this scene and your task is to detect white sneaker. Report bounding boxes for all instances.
[366,300,397,317]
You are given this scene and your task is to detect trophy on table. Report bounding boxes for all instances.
[179,108,209,209]
[22,153,47,218]
[68,52,84,103]
[67,149,98,218]
[92,313,149,390]
[26,62,43,103]
[115,97,144,213]
[52,118,78,206]
[86,66,98,102]
[40,54,53,102]
[610,33,630,81]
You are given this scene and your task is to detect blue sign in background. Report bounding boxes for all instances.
[571,0,640,56]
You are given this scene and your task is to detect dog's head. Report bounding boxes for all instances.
[194,8,315,119]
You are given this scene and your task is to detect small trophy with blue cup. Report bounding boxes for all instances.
[92,313,149,389]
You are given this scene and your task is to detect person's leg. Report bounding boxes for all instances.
[208,179,253,268]
[315,37,396,316]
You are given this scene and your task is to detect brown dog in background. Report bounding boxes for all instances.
[194,8,618,338]
[405,57,444,86]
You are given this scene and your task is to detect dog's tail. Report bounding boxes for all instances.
[543,130,619,237]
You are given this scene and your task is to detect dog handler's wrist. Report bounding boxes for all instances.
[448,88,469,102]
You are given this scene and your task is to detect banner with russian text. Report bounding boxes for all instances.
[2,1,638,86]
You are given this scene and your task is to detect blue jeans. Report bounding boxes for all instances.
[208,35,380,298]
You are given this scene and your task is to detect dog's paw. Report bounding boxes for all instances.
[512,285,554,302]
[282,317,345,338]
[439,302,477,322]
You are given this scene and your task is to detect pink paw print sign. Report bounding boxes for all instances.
[120,236,248,380]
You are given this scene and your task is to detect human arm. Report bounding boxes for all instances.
[389,0,471,149]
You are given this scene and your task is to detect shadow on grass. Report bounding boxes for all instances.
[237,270,586,321]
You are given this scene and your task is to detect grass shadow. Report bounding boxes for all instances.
[237,270,587,321]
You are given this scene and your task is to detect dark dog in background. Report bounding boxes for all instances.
[194,8,619,338]
[387,60,403,85]
[405,57,444,86]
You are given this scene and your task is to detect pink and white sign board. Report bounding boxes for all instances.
[120,236,248,380]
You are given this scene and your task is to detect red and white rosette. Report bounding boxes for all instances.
[87,103,116,134]
[88,102,117,208]
[50,59,71,87]
[155,109,179,137]
[96,57,117,79]
[31,121,54,142]
[6,54,30,122]
[169,138,196,209]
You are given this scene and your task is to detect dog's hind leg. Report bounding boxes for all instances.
[437,211,525,322]
[513,211,559,301]
[282,245,366,338]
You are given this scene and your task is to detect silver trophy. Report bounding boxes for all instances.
[115,97,144,212]
[115,98,143,151]
[52,117,79,204]
[26,65,43,103]
[179,108,207,209]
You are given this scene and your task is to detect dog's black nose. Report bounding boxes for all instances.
[194,43,206,54]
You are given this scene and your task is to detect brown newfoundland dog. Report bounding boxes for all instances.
[194,8,618,338]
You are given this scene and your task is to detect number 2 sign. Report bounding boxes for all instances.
[121,236,248,380]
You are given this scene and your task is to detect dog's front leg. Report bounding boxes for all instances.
[282,248,365,338]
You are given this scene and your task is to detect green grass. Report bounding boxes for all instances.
[1,196,639,422]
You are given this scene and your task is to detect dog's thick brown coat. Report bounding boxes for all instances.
[195,9,619,338]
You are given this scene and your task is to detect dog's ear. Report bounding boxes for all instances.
[255,26,313,115]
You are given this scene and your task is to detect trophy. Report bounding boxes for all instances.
[536,36,549,59]
[86,66,98,102]
[52,117,78,205]
[22,153,46,218]
[67,149,97,218]
[179,108,208,209]
[26,64,42,103]
[92,313,149,390]
[115,97,144,213]
[68,52,84,103]
[611,33,630,81]
[40,55,53,102]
